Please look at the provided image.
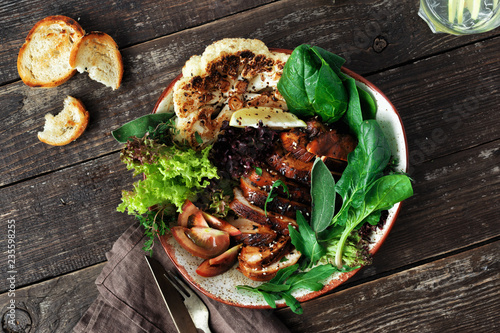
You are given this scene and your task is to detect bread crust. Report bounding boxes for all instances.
[17,15,85,88]
[38,96,89,146]
[69,31,123,90]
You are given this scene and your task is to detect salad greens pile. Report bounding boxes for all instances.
[112,43,413,314]
[114,116,220,253]
[239,45,413,313]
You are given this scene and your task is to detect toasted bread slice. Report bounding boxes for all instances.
[17,15,85,88]
[69,31,123,90]
[38,96,89,146]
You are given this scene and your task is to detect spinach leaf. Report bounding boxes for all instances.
[310,46,345,77]
[334,174,413,268]
[357,86,377,120]
[334,120,392,225]
[310,158,336,233]
[363,174,414,214]
[277,44,348,123]
[111,112,175,143]
[289,211,325,268]
[328,119,413,268]
[343,77,364,136]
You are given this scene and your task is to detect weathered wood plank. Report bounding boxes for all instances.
[0,153,132,292]
[2,0,498,86]
[1,136,498,292]
[276,241,500,332]
[1,0,500,187]
[367,37,500,172]
[0,0,276,85]
[0,263,103,333]
[2,242,497,332]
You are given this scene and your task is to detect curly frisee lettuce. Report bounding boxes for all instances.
[116,136,219,253]
[118,137,219,215]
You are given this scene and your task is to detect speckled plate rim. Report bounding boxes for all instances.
[152,47,409,309]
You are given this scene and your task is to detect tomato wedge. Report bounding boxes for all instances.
[202,212,241,236]
[171,226,230,259]
[189,211,209,228]
[196,244,243,277]
[178,200,199,227]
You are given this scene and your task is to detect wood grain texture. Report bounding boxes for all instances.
[1,242,497,333]
[369,36,500,169]
[0,0,276,85]
[1,0,499,187]
[276,241,500,332]
[0,263,103,333]
[0,153,133,292]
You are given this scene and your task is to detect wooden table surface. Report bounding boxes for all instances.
[1,0,499,332]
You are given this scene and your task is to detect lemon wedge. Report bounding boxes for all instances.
[229,107,307,129]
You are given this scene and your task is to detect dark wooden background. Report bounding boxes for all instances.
[0,0,499,332]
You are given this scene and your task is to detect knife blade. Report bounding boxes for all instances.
[144,256,198,333]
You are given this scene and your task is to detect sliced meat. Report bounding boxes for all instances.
[306,130,357,162]
[238,248,301,281]
[240,177,311,218]
[246,168,311,204]
[228,217,277,246]
[238,235,290,268]
[305,119,327,138]
[321,156,346,178]
[267,146,313,184]
[229,188,297,234]
[280,129,315,162]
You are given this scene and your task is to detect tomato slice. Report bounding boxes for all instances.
[202,212,241,236]
[196,244,243,277]
[189,211,209,228]
[178,200,199,227]
[171,226,230,259]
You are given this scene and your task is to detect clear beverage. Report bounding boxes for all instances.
[419,0,500,35]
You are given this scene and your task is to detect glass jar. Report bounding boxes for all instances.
[419,0,500,35]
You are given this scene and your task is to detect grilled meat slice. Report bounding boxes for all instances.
[238,235,290,268]
[229,217,277,246]
[280,129,315,162]
[321,156,346,178]
[305,119,327,138]
[229,188,297,234]
[267,146,313,184]
[306,129,357,162]
[240,177,311,218]
[246,168,311,204]
[238,248,301,281]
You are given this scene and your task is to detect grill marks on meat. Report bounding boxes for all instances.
[230,188,298,235]
[280,129,316,162]
[229,218,277,246]
[237,248,302,281]
[230,188,301,281]
[238,235,290,268]
[246,169,311,204]
[306,129,357,162]
[229,121,356,281]
[240,177,311,218]
[267,146,313,184]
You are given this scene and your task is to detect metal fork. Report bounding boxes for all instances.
[165,271,212,333]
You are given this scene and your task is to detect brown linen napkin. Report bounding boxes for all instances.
[73,222,291,333]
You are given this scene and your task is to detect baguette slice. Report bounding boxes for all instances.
[17,15,85,87]
[38,96,89,146]
[69,32,123,90]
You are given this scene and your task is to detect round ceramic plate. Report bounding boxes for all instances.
[153,48,409,308]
